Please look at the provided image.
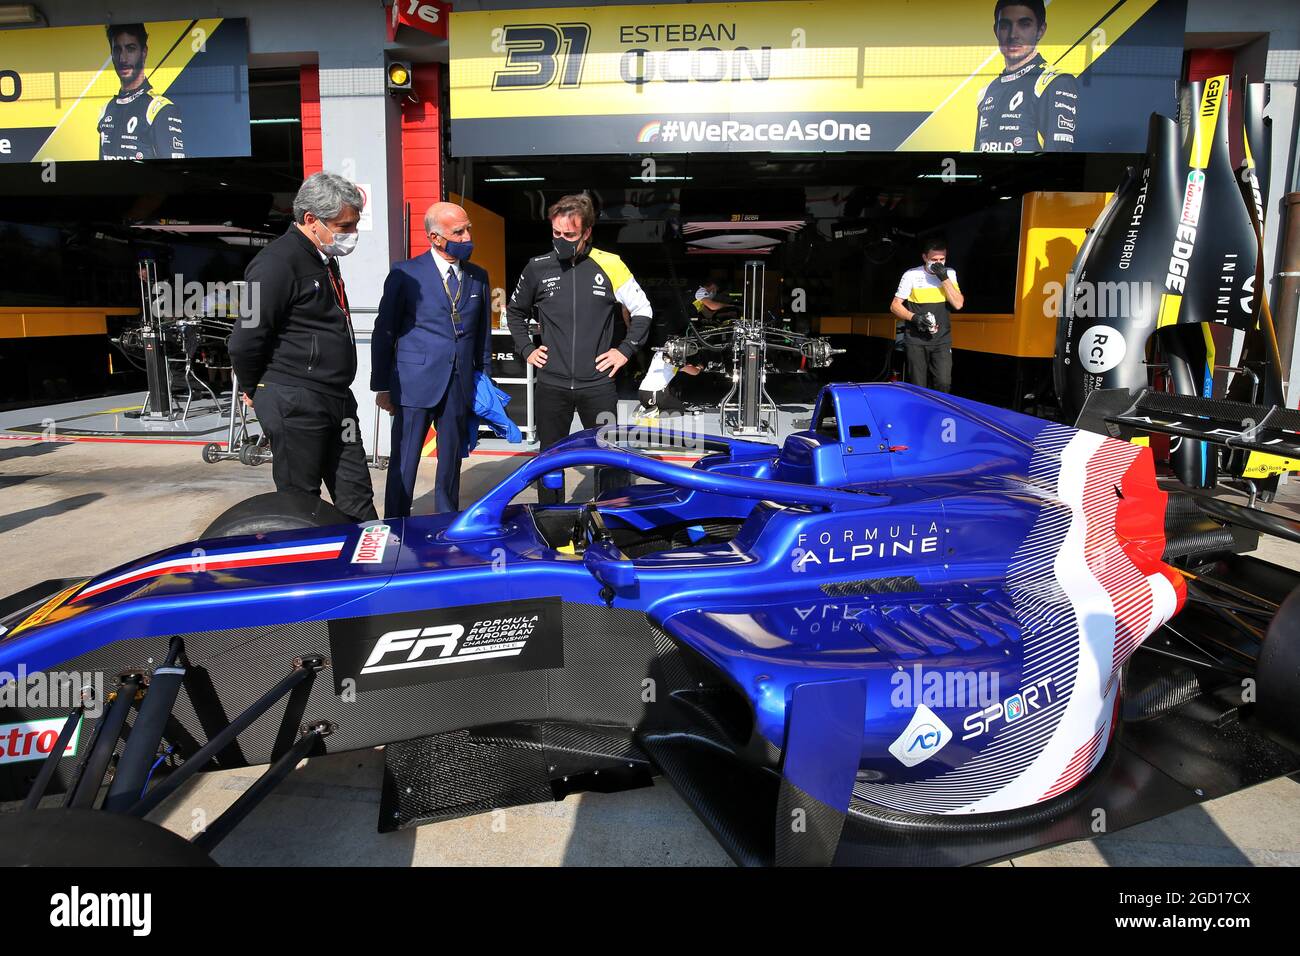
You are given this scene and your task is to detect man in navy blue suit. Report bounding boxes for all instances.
[373,202,491,517]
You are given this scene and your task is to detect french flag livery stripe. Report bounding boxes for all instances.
[1078,440,1154,682]
[856,424,1182,815]
[72,539,348,603]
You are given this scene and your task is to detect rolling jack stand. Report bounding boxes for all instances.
[202,370,271,466]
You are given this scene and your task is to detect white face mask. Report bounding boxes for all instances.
[315,220,358,257]
[325,231,358,257]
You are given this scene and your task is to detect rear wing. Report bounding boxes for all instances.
[1077,388,1300,461]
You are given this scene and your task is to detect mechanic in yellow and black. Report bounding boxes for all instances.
[506,192,652,505]
[890,238,964,394]
[974,0,1078,152]
[97,23,185,161]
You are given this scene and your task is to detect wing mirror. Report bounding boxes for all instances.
[541,470,565,491]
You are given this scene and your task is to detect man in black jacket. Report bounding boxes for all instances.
[229,171,377,521]
[506,193,652,504]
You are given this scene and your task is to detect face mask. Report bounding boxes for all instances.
[553,236,579,260]
[442,238,474,260]
[315,220,358,257]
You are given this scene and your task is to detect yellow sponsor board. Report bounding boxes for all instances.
[449,0,1185,155]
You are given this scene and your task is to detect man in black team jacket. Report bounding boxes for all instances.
[506,192,652,505]
[229,171,377,521]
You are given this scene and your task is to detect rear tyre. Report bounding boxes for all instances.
[1257,586,1300,747]
[0,809,216,867]
[202,491,352,539]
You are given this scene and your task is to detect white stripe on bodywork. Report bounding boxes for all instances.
[82,540,347,596]
[961,430,1115,813]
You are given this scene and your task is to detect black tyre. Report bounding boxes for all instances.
[201,491,352,539]
[202,442,222,464]
[0,809,216,867]
[1257,586,1300,748]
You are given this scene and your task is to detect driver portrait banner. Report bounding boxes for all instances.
[0,17,250,164]
[449,0,1187,156]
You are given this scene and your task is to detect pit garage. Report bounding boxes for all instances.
[2,0,1300,878]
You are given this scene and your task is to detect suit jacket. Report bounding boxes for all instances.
[372,253,492,409]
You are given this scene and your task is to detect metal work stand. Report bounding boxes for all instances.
[134,258,180,422]
[491,326,537,443]
[718,260,779,438]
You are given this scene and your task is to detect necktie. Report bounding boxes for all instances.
[442,265,465,338]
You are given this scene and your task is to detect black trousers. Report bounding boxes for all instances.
[252,381,378,522]
[904,341,953,393]
[534,380,626,505]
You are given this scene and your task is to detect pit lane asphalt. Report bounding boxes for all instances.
[1,437,1297,866]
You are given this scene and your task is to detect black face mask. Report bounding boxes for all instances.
[553,236,579,260]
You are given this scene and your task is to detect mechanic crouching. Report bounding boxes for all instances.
[229,171,378,522]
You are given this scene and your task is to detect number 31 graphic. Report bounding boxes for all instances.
[491,23,591,90]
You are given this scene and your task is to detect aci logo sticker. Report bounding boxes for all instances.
[888,704,952,768]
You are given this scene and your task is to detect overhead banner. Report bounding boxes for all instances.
[0,18,250,164]
[450,0,1187,156]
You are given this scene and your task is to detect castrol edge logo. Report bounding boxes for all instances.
[1165,78,1223,295]
[0,716,81,765]
[351,524,392,564]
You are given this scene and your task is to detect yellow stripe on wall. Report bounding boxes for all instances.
[0,307,135,339]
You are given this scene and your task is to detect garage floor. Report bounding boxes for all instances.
[1,435,1297,866]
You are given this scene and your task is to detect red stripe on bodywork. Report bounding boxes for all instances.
[1042,725,1105,800]
[73,546,344,603]
[1080,441,1155,680]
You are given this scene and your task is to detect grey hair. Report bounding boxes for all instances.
[292,171,364,224]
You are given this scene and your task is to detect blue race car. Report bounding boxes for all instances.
[1,383,1297,866]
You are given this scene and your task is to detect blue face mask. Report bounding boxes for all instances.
[442,238,474,261]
